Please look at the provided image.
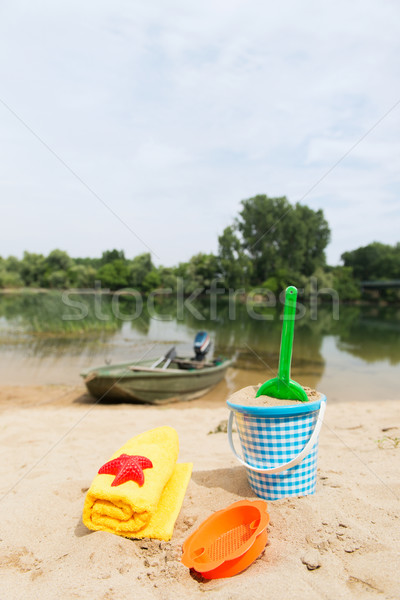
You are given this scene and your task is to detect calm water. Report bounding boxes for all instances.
[0,292,399,402]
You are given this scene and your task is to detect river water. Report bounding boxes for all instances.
[0,292,399,403]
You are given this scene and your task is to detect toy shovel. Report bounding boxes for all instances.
[256,286,308,402]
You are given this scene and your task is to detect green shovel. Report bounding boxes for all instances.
[256,285,309,402]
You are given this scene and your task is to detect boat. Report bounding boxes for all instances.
[81,332,232,404]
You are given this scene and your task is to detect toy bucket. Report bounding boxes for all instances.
[227,394,326,501]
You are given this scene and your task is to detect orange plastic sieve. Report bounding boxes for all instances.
[181,500,269,579]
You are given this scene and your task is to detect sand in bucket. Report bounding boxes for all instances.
[227,386,326,501]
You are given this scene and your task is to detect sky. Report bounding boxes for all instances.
[0,0,399,268]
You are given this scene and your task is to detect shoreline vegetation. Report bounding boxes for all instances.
[1,195,399,304]
[0,285,396,306]
[0,284,400,308]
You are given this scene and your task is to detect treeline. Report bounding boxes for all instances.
[1,195,399,301]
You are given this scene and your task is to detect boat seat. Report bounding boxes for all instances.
[173,358,211,370]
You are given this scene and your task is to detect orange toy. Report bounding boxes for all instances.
[181,500,269,579]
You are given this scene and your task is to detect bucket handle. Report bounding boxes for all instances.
[228,401,326,475]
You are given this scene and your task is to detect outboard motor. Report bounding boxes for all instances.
[193,331,211,361]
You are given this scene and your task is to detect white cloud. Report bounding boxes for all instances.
[0,0,399,265]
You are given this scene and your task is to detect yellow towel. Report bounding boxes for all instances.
[82,426,192,541]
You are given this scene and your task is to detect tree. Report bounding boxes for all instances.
[19,252,47,287]
[142,269,162,293]
[158,267,178,292]
[181,253,221,294]
[234,195,330,284]
[218,226,252,288]
[128,253,154,290]
[67,264,97,288]
[0,258,23,288]
[332,266,361,301]
[100,249,126,265]
[74,256,102,269]
[45,249,73,272]
[342,242,400,280]
[39,250,73,288]
[97,259,129,290]
[295,204,331,276]
[261,268,307,296]
[47,270,69,289]
[4,255,21,274]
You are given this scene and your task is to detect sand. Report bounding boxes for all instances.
[228,385,322,407]
[0,384,399,600]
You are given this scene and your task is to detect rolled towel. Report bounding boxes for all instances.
[82,426,192,541]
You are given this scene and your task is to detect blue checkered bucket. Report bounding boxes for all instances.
[227,395,326,501]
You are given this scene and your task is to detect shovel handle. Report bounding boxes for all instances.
[278,286,297,385]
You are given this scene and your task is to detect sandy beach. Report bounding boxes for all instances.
[1,384,399,600]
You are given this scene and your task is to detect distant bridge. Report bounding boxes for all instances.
[360,280,400,289]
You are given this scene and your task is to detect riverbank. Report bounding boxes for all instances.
[1,286,398,307]
[0,384,399,599]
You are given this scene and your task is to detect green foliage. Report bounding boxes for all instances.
[341,242,400,280]
[67,264,97,288]
[218,226,252,288]
[100,249,126,265]
[380,288,400,303]
[0,268,23,288]
[234,195,330,284]
[19,249,74,289]
[157,267,178,292]
[46,249,73,272]
[0,255,23,288]
[47,270,69,289]
[142,269,162,293]
[332,266,361,301]
[128,253,154,290]
[179,253,221,294]
[74,256,102,269]
[19,252,47,287]
[302,267,334,297]
[97,259,129,290]
[4,255,21,273]
[261,269,307,296]
[261,276,279,295]
[0,195,397,305]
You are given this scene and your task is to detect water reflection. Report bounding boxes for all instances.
[334,306,400,365]
[0,293,399,397]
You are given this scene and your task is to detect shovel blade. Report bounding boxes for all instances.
[256,377,308,402]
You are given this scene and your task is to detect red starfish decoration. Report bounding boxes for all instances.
[98,453,153,487]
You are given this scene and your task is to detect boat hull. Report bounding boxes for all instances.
[81,359,232,404]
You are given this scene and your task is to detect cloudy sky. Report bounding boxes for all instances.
[0,0,399,267]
